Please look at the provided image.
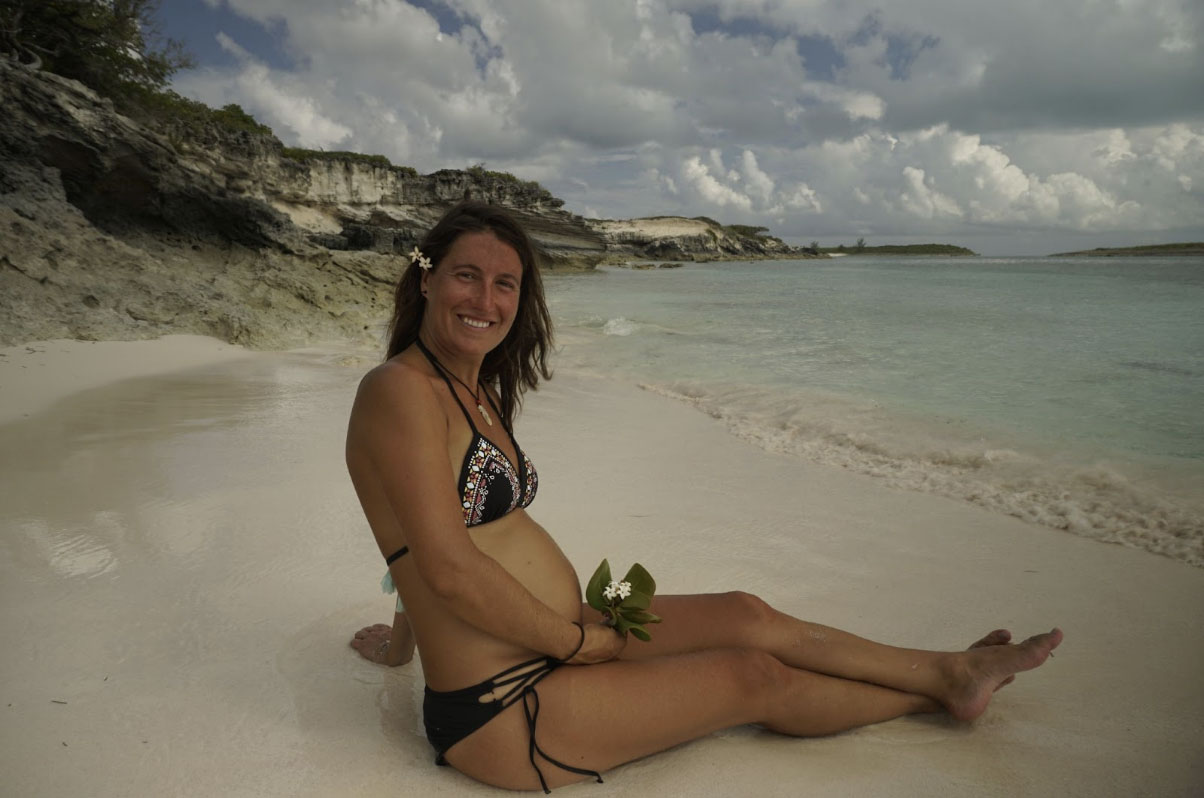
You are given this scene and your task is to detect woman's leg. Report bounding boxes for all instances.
[584,592,1061,720]
[446,647,938,792]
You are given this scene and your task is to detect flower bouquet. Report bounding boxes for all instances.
[585,559,662,641]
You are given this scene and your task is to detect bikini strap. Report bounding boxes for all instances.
[479,657,605,793]
[415,339,478,433]
[521,681,605,793]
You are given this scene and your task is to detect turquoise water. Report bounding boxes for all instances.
[545,256,1204,566]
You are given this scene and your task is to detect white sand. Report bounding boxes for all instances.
[2,337,1202,797]
[0,336,252,425]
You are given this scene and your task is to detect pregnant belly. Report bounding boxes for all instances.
[472,511,582,618]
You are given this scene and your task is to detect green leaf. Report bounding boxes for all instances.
[619,587,652,611]
[629,625,652,642]
[623,563,656,598]
[621,609,662,625]
[585,559,612,612]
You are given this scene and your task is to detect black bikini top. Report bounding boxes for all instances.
[385,340,538,565]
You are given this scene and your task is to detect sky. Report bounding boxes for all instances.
[158,0,1204,255]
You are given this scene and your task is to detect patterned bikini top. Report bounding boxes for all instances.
[419,340,537,528]
[385,343,538,568]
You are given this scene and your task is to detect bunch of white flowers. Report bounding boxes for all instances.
[602,580,632,602]
[586,560,661,641]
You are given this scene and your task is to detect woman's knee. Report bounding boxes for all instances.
[720,647,791,712]
[720,591,778,641]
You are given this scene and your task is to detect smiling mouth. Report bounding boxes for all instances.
[459,315,493,329]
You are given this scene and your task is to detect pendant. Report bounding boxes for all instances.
[477,402,494,426]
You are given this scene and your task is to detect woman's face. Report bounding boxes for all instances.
[420,231,523,360]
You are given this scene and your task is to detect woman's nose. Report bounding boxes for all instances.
[473,281,494,306]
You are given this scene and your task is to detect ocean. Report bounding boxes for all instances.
[544,255,1204,567]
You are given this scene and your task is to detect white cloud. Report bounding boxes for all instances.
[783,182,823,213]
[741,150,775,204]
[900,166,962,219]
[205,31,351,149]
[682,156,753,210]
[166,0,1204,251]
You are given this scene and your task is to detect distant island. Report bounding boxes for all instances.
[819,243,977,256]
[1050,243,1204,257]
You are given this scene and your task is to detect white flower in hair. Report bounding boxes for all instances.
[410,246,433,270]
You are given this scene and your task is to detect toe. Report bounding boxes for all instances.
[970,629,1012,649]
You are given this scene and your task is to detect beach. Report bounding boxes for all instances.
[2,336,1202,797]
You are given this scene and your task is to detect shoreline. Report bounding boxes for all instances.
[546,257,1204,572]
[2,336,1203,796]
[635,378,1204,569]
[7,332,1199,569]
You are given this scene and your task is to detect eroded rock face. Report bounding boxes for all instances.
[586,217,806,260]
[0,157,400,348]
[0,61,810,348]
[0,61,605,348]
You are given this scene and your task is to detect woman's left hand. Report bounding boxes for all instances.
[350,616,416,666]
[566,622,627,665]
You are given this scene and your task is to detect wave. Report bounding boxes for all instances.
[640,380,1204,568]
[602,317,638,336]
[564,315,694,338]
[1120,360,1194,377]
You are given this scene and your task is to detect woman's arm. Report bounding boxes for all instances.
[348,363,621,662]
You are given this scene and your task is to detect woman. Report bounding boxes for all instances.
[347,201,1062,793]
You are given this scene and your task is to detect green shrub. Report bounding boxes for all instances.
[2,0,190,100]
[282,148,403,170]
[131,90,271,133]
[724,224,769,238]
[466,163,553,198]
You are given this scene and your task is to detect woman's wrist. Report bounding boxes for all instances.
[559,621,585,662]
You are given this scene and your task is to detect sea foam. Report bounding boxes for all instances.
[641,379,1204,567]
[602,317,638,336]
[546,255,1204,568]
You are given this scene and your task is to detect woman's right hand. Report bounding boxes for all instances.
[566,622,627,665]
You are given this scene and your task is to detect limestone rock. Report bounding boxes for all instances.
[1,60,810,349]
[587,217,811,261]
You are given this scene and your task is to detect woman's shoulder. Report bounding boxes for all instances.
[353,350,441,421]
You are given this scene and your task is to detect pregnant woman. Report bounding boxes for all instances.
[346,201,1062,793]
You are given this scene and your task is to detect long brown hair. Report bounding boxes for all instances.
[386,201,553,430]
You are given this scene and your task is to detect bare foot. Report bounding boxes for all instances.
[969,629,1015,690]
[350,622,414,666]
[944,627,1063,721]
[969,629,1012,649]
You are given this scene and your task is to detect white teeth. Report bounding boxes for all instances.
[460,316,491,329]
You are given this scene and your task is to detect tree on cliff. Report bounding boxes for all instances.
[0,0,190,99]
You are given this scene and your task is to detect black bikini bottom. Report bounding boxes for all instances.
[423,655,604,794]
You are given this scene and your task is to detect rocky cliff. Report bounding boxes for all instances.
[0,60,811,349]
[588,217,808,261]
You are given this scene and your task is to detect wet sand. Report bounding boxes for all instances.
[1,338,1202,796]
